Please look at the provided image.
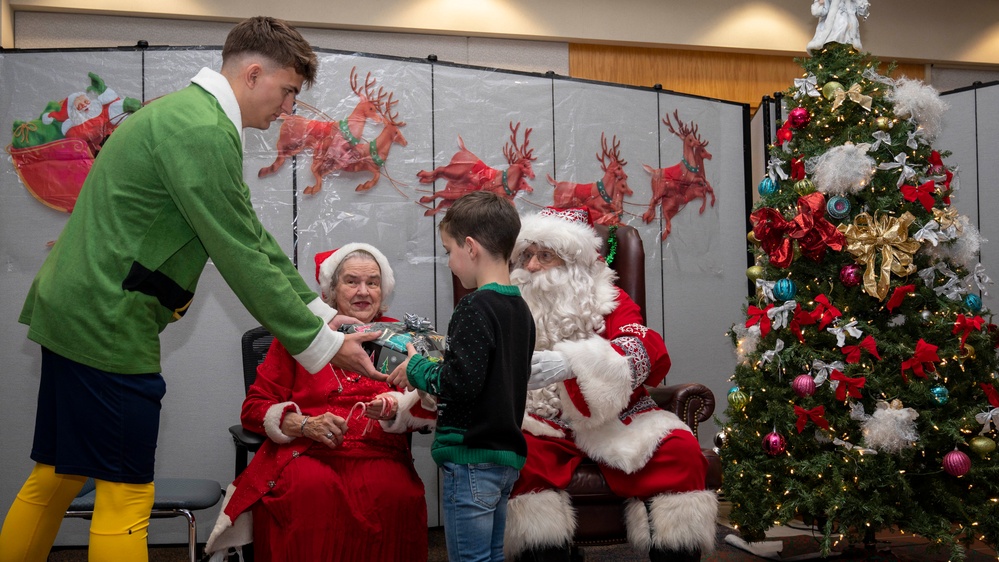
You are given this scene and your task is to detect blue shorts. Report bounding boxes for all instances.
[30,347,166,484]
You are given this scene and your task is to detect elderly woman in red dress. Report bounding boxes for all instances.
[206,243,434,561]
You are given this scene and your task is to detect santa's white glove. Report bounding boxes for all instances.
[528,350,573,390]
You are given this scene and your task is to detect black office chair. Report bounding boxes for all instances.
[228,326,272,477]
[65,477,223,562]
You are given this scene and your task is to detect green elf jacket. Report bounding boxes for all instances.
[20,68,342,375]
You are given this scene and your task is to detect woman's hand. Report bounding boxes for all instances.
[296,412,347,448]
[362,393,398,420]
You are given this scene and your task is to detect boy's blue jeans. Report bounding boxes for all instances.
[441,461,520,561]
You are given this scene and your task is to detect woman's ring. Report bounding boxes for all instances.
[325,432,334,439]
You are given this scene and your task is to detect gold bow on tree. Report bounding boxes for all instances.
[839,212,920,300]
[832,83,873,112]
[932,207,961,231]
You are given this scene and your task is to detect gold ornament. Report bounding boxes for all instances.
[970,435,996,456]
[794,178,817,195]
[960,343,977,360]
[875,116,891,131]
[838,212,920,300]
[748,230,760,245]
[747,265,765,282]
[822,81,845,100]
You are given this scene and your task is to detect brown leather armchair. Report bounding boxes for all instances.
[452,222,722,554]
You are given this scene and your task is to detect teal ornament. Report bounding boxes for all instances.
[773,278,797,301]
[758,177,777,196]
[965,293,983,313]
[826,196,851,219]
[930,385,949,405]
[728,386,740,395]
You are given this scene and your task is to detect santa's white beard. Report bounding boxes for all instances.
[67,96,103,126]
[512,264,606,350]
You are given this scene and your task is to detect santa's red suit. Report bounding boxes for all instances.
[42,88,129,155]
[504,209,717,560]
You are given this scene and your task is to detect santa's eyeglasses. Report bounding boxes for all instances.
[516,248,560,268]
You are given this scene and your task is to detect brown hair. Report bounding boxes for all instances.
[222,16,318,87]
[439,191,521,262]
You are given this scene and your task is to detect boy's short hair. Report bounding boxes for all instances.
[222,16,318,87]
[439,192,521,262]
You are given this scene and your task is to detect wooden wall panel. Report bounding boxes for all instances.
[569,44,925,110]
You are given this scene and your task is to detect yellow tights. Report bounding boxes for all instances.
[0,463,154,562]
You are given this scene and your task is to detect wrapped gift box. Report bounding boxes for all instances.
[340,314,445,374]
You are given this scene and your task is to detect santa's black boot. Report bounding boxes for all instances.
[648,546,701,562]
[514,543,572,562]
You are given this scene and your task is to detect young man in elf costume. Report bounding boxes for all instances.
[0,16,383,562]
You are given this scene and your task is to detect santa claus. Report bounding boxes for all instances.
[41,72,141,155]
[505,207,717,562]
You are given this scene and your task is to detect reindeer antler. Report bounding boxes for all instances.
[663,110,707,146]
[597,133,626,169]
[380,91,405,127]
[504,122,535,164]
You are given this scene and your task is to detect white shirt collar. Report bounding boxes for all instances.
[190,67,244,143]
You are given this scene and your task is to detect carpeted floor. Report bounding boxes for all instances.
[47,523,996,561]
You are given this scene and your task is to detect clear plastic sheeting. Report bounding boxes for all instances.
[0,46,750,543]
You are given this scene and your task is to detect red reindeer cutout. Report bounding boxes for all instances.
[258,68,392,193]
[549,133,632,226]
[642,110,715,240]
[417,122,535,216]
[312,92,407,192]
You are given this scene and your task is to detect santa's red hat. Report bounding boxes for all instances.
[314,243,395,310]
[513,206,602,267]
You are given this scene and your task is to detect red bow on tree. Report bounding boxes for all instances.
[980,382,999,408]
[953,314,985,348]
[900,181,937,213]
[830,370,865,400]
[886,284,916,312]
[900,339,940,383]
[810,294,842,330]
[746,304,774,337]
[789,303,816,343]
[794,405,830,433]
[750,193,846,269]
[841,335,880,364]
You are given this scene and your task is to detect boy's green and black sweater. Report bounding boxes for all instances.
[406,283,535,469]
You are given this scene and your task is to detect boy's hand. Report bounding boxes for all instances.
[332,330,387,382]
[387,343,418,390]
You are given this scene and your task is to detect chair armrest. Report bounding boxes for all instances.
[228,424,266,453]
[647,383,715,440]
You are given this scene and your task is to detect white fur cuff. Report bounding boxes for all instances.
[263,401,300,444]
[504,490,576,558]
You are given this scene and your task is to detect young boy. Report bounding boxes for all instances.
[388,191,536,561]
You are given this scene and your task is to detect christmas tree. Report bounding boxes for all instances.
[721,43,999,559]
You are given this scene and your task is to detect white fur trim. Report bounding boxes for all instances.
[379,390,437,433]
[504,490,576,558]
[263,401,300,444]
[515,213,602,267]
[521,415,566,439]
[625,491,718,554]
[205,483,254,556]
[554,337,631,428]
[293,325,343,375]
[575,410,692,474]
[317,242,396,310]
[307,296,337,324]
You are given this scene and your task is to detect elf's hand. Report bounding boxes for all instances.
[528,350,573,390]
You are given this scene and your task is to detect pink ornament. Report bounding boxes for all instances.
[792,374,816,398]
[840,264,863,287]
[788,107,811,129]
[762,431,787,456]
[943,450,971,476]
